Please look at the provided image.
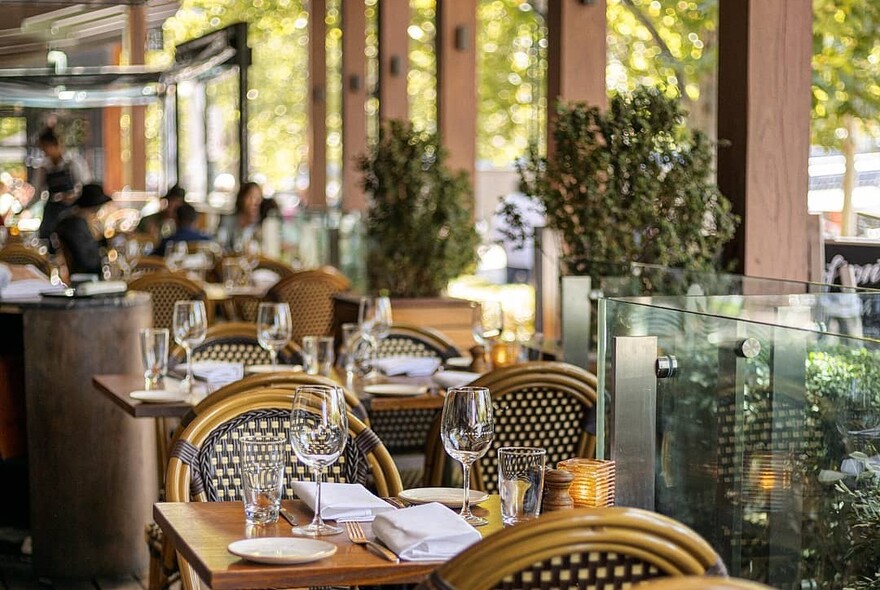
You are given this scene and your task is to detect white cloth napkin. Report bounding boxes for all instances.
[291,482,396,522]
[374,356,441,377]
[433,370,481,390]
[191,361,244,387]
[372,503,481,561]
[77,280,127,296]
[0,278,62,299]
[251,268,280,288]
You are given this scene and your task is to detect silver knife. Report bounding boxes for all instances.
[279,507,297,526]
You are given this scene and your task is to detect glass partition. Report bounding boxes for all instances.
[598,292,880,588]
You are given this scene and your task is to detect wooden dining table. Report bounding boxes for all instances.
[154,496,502,589]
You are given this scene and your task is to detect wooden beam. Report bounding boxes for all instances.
[546,0,606,155]
[310,0,328,208]
[378,0,409,122]
[437,0,476,185]
[342,0,368,212]
[128,4,146,190]
[717,0,811,281]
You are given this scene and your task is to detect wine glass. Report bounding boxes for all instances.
[165,241,188,271]
[289,385,349,536]
[172,300,208,392]
[256,302,293,367]
[472,301,504,347]
[441,386,494,526]
[358,296,392,379]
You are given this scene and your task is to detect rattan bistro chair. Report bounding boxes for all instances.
[130,255,170,276]
[634,576,772,590]
[424,361,598,493]
[0,243,51,275]
[418,507,727,590]
[377,324,461,360]
[166,387,402,590]
[128,272,207,330]
[169,321,303,368]
[266,266,351,344]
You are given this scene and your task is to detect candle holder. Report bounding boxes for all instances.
[490,340,519,369]
[557,458,616,508]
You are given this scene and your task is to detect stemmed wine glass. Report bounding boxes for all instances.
[172,300,208,392]
[472,301,504,347]
[256,302,293,367]
[358,296,392,379]
[289,385,349,536]
[441,386,494,526]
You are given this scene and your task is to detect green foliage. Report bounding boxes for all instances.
[504,87,738,276]
[812,0,880,147]
[357,120,479,297]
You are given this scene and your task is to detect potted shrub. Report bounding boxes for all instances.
[335,120,480,350]
[501,86,739,278]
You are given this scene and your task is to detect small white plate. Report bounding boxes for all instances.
[227,537,337,565]
[399,487,489,507]
[246,364,304,375]
[363,383,428,397]
[445,356,472,369]
[129,390,192,404]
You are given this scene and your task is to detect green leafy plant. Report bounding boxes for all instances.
[501,86,738,276]
[357,120,479,297]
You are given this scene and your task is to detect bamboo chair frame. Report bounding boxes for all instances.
[424,361,599,492]
[128,272,208,329]
[0,243,51,275]
[166,387,402,590]
[419,507,726,590]
[378,323,462,360]
[266,266,351,343]
[634,576,773,590]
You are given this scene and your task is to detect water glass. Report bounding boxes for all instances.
[339,322,359,373]
[499,447,546,526]
[472,301,504,347]
[238,434,286,525]
[441,386,494,526]
[302,335,335,376]
[140,328,169,387]
[223,258,247,289]
[289,385,348,536]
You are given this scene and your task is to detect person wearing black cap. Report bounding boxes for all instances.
[52,183,111,276]
[138,184,186,245]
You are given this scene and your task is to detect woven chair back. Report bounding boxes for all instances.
[418,507,727,590]
[130,255,169,276]
[169,321,303,368]
[377,324,461,360]
[425,361,598,494]
[166,387,402,590]
[128,272,206,330]
[266,267,350,344]
[0,244,51,275]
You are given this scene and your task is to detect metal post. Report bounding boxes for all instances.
[561,275,591,369]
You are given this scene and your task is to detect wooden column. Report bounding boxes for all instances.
[437,0,476,185]
[546,0,606,154]
[378,0,409,122]
[128,5,146,190]
[717,0,811,281]
[310,0,327,208]
[342,0,368,212]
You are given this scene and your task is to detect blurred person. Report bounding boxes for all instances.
[157,203,212,255]
[32,127,91,240]
[217,181,263,251]
[138,184,186,243]
[52,183,110,276]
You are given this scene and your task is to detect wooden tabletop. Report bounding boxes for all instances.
[94,371,450,419]
[154,497,501,589]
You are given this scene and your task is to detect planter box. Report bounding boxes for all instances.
[334,293,474,353]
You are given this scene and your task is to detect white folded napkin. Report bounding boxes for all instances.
[433,370,481,390]
[372,502,481,562]
[374,356,441,377]
[191,361,244,387]
[77,280,127,296]
[251,268,280,288]
[291,481,396,522]
[0,278,60,299]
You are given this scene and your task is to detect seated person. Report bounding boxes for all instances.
[157,203,212,255]
[52,183,110,276]
[138,184,185,244]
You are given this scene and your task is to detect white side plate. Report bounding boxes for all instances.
[245,364,304,374]
[129,390,192,404]
[399,487,489,508]
[227,537,337,565]
[363,384,428,397]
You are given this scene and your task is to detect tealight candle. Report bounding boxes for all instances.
[557,458,616,508]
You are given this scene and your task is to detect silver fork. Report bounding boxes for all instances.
[344,521,399,563]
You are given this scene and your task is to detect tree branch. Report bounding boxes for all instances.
[621,0,689,96]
